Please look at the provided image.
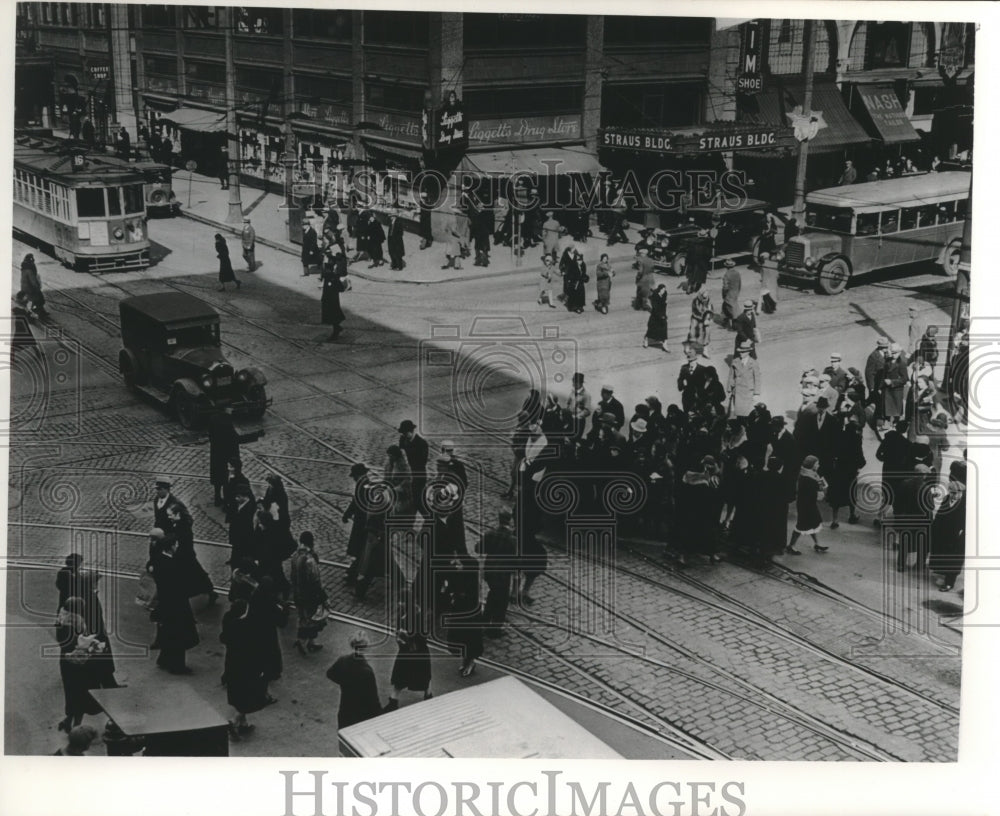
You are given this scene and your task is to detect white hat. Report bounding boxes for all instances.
[630,418,648,434]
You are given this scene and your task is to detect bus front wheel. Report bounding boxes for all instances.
[943,240,962,277]
[817,258,851,295]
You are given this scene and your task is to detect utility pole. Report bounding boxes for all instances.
[222,6,243,224]
[791,18,816,224]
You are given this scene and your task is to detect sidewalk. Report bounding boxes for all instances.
[173,171,645,285]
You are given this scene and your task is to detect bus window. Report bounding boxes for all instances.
[956,198,968,220]
[937,201,956,223]
[77,188,107,217]
[880,210,899,233]
[900,207,919,231]
[805,205,853,233]
[857,213,879,236]
[123,184,145,214]
[107,187,122,216]
[916,205,938,228]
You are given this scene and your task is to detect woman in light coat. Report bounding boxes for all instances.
[727,344,761,418]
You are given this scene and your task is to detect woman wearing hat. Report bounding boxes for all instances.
[786,455,828,554]
[643,284,670,351]
[220,598,270,738]
[727,343,761,419]
[290,531,327,654]
[593,253,615,314]
[215,233,240,292]
[928,460,967,592]
[320,245,348,341]
[675,455,724,565]
[688,289,713,351]
[326,631,382,729]
[881,343,908,426]
[720,259,741,328]
[757,252,779,315]
[827,417,864,528]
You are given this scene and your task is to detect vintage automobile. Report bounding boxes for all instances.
[645,198,785,276]
[118,292,270,428]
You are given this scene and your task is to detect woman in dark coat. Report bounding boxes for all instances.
[929,461,967,592]
[252,509,291,601]
[367,216,386,268]
[342,464,370,586]
[149,537,199,673]
[55,554,119,687]
[327,633,383,729]
[165,502,216,601]
[261,474,294,563]
[759,457,790,561]
[828,417,865,527]
[290,531,327,654]
[321,247,348,341]
[561,248,586,313]
[209,411,242,506]
[55,596,105,732]
[786,455,828,554]
[643,284,669,351]
[220,598,269,738]
[699,367,727,416]
[385,591,432,710]
[439,554,484,677]
[675,456,724,565]
[875,419,912,522]
[593,253,614,313]
[249,575,284,687]
[17,253,47,318]
[215,233,240,292]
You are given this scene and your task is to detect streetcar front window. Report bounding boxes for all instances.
[123,184,145,214]
[76,188,106,217]
[107,187,122,216]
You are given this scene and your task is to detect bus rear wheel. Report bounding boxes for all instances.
[943,240,962,277]
[817,258,851,295]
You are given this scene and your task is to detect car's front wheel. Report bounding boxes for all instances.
[246,384,268,419]
[670,252,687,277]
[172,389,199,429]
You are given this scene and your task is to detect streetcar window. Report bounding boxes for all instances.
[856,213,879,236]
[76,188,107,217]
[123,184,145,214]
[107,187,122,216]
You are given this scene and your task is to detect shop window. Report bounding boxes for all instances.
[466,84,584,118]
[292,9,352,40]
[183,6,218,29]
[365,81,425,112]
[142,5,175,29]
[865,22,911,70]
[234,7,284,36]
[363,11,429,47]
[600,83,702,128]
[856,213,879,236]
[604,15,711,46]
[464,13,586,48]
[76,188,106,218]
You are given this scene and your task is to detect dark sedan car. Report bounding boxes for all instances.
[118,292,270,428]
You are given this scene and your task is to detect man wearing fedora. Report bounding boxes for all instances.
[399,420,430,519]
[152,476,186,531]
[240,217,257,273]
[678,344,709,413]
[721,258,741,329]
[733,300,761,359]
[565,372,592,441]
[865,337,890,430]
[592,384,625,432]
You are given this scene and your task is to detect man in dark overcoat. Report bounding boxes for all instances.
[479,510,516,637]
[387,209,406,270]
[208,409,261,506]
[149,533,199,674]
[865,337,889,429]
[677,344,709,413]
[342,464,370,585]
[399,420,430,519]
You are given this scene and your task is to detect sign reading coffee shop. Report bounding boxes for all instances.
[468,114,582,145]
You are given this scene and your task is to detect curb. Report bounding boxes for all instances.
[179,208,640,286]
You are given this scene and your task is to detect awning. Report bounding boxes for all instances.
[363,139,423,165]
[854,84,920,144]
[160,108,227,133]
[460,146,602,176]
[740,83,871,153]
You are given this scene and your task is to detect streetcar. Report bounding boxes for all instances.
[14,131,180,217]
[13,137,151,272]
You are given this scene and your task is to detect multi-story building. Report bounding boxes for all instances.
[16,7,975,232]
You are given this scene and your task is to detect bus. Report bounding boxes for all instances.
[771,171,970,294]
[13,139,151,272]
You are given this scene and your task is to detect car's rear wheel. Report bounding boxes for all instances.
[670,252,687,277]
[172,389,199,429]
[246,384,268,419]
[817,257,851,295]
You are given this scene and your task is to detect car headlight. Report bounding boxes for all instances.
[237,370,249,382]
[201,376,212,390]
[113,227,124,239]
[804,256,815,268]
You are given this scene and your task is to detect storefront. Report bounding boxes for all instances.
[237,119,287,188]
[843,82,924,170]
[158,107,228,176]
[733,82,872,203]
[599,122,797,223]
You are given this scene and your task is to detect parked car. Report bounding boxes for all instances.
[644,198,786,276]
[118,292,270,428]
